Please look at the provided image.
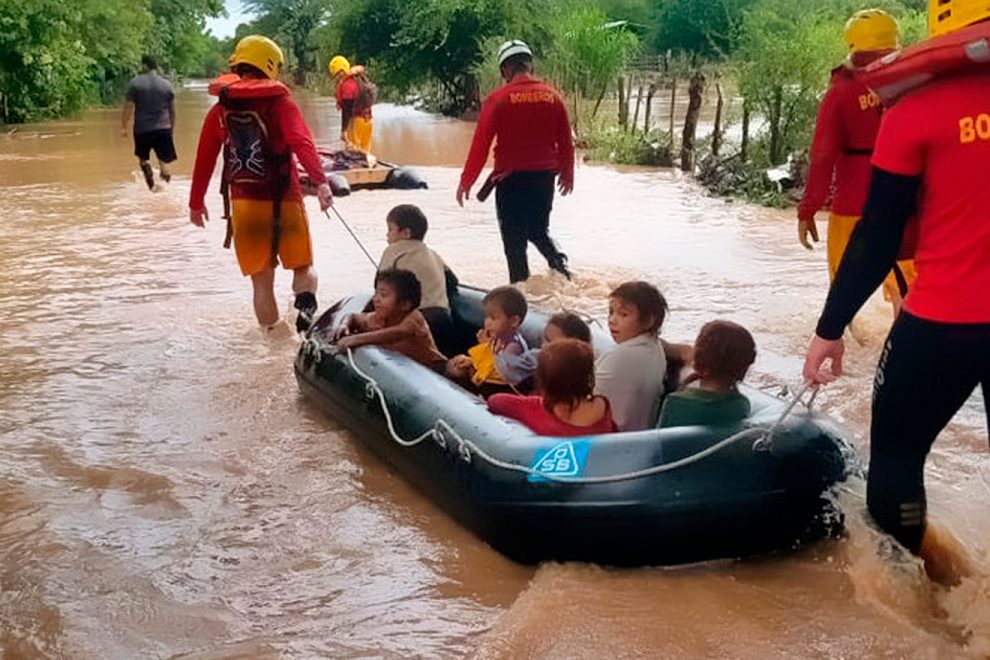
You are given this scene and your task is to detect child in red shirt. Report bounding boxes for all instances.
[334,269,446,372]
[488,339,617,437]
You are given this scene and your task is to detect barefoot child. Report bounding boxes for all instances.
[658,320,756,428]
[334,269,446,372]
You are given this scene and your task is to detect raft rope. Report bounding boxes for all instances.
[326,207,378,268]
[315,343,819,484]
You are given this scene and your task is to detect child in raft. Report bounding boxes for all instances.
[446,286,529,397]
[333,268,447,372]
[488,338,617,436]
[378,204,458,356]
[595,281,669,432]
[658,320,756,428]
[502,311,594,391]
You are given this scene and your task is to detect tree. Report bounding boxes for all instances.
[242,0,330,83]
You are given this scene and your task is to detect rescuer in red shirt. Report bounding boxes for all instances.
[456,40,575,283]
[804,1,990,584]
[799,9,915,317]
[188,35,333,332]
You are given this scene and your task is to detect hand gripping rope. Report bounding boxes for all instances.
[314,344,820,485]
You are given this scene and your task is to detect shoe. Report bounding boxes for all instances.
[140,162,155,190]
[549,253,572,281]
[294,291,318,333]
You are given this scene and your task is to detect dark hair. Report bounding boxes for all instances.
[501,54,533,77]
[693,320,756,385]
[374,268,421,309]
[483,286,527,321]
[609,281,668,336]
[546,312,591,343]
[141,55,158,70]
[538,339,596,412]
[387,204,428,241]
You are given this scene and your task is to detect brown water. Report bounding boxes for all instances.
[1,86,988,659]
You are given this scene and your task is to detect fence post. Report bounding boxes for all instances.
[680,71,705,172]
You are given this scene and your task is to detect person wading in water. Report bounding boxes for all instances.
[798,9,916,322]
[456,40,575,283]
[804,0,990,585]
[187,35,333,332]
[121,55,176,191]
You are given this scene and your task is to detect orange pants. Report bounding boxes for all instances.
[345,116,373,153]
[828,213,916,305]
[230,198,313,276]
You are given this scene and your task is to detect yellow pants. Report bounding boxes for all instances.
[345,116,373,153]
[828,213,917,304]
[230,198,313,277]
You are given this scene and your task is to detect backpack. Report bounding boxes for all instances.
[353,72,377,110]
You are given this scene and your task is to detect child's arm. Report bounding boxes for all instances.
[337,314,417,351]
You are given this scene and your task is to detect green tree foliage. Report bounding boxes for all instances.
[0,0,221,123]
[241,0,329,83]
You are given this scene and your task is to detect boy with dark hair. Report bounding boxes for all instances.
[334,269,447,372]
[658,320,756,428]
[379,204,456,354]
[447,286,530,396]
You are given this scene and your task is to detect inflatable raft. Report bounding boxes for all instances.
[294,287,855,566]
[299,148,428,197]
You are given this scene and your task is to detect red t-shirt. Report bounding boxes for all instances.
[188,94,326,210]
[459,74,575,190]
[799,66,883,221]
[872,72,990,323]
[488,394,617,437]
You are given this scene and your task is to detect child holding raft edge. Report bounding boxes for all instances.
[333,269,447,373]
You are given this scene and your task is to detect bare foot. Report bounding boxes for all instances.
[920,522,973,587]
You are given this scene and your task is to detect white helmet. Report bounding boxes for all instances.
[497,39,533,66]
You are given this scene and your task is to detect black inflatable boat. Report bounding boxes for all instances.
[294,288,855,566]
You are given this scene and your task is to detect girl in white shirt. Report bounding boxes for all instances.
[595,281,669,431]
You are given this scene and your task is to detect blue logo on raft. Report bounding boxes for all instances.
[528,439,590,483]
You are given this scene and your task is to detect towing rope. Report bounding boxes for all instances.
[318,344,818,485]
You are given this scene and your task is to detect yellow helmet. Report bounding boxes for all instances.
[228,35,284,80]
[328,55,351,77]
[929,0,990,36]
[845,9,900,53]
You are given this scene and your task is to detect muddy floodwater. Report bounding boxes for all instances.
[1,86,988,659]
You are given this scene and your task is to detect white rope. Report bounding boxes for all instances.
[338,347,818,484]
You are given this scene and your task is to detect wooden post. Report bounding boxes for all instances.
[643,79,657,135]
[680,71,705,172]
[632,80,645,134]
[741,99,751,163]
[668,77,677,142]
[618,74,627,131]
[712,82,724,157]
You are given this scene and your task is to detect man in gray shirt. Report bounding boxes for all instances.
[121,55,176,190]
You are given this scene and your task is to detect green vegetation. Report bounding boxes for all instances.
[0,0,223,123]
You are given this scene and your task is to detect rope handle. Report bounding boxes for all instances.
[338,347,819,485]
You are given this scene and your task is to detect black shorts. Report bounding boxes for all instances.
[133,129,177,163]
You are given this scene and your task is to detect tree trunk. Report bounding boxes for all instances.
[712,82,724,157]
[769,85,783,164]
[591,80,609,120]
[680,71,705,172]
[741,100,750,163]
